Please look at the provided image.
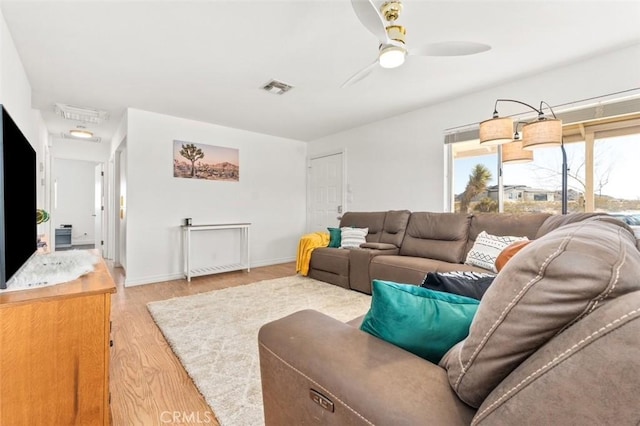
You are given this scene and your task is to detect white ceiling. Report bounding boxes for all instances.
[2,1,640,142]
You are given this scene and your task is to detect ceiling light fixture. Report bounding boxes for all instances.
[69,126,93,139]
[479,99,567,213]
[378,44,406,68]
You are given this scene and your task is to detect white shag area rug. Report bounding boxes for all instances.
[2,250,100,292]
[147,275,372,426]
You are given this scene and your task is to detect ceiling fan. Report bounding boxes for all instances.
[342,0,491,87]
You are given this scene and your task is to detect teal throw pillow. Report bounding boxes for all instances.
[327,227,341,248]
[360,280,480,364]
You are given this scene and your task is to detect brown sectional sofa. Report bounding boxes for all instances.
[260,215,640,425]
[308,210,411,293]
[309,210,560,294]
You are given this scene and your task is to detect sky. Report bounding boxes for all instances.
[173,140,239,165]
[454,133,639,201]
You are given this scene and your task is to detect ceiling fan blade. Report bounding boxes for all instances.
[409,41,492,57]
[350,0,389,43]
[341,60,379,88]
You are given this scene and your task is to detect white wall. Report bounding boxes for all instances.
[309,43,640,213]
[49,136,111,163]
[124,108,307,286]
[1,8,50,249]
[0,9,32,137]
[0,9,48,209]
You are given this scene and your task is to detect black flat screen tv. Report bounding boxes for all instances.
[0,104,37,289]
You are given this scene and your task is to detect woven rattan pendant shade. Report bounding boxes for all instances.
[479,117,514,145]
[522,119,563,149]
[502,141,534,163]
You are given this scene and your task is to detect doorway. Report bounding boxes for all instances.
[51,158,104,253]
[307,151,345,232]
[111,141,127,271]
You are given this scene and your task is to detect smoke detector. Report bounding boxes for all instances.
[55,103,109,124]
[261,79,294,95]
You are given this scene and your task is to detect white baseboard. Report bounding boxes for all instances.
[71,238,94,246]
[250,256,296,268]
[123,256,296,287]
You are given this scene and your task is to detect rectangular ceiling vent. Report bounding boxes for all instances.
[55,103,109,124]
[261,79,294,95]
[60,132,102,143]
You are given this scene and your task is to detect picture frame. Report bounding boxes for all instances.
[173,140,239,181]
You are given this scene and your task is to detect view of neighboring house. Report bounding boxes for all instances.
[487,185,558,202]
[484,185,583,203]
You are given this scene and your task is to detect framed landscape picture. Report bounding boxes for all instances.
[173,140,239,181]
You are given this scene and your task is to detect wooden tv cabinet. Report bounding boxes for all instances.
[0,252,116,425]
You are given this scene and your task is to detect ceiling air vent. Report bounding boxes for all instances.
[55,103,109,124]
[61,132,102,143]
[261,79,294,95]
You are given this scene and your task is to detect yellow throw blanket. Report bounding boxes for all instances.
[296,232,330,276]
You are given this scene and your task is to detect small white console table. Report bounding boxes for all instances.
[182,223,251,282]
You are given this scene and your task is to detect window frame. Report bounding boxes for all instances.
[445,95,640,213]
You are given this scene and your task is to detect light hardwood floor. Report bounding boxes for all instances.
[107,261,297,426]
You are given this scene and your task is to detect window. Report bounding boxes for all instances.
[501,141,585,214]
[593,133,640,216]
[451,140,497,213]
[446,96,640,217]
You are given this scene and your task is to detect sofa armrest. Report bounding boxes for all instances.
[359,242,398,250]
[349,247,399,294]
[258,309,475,426]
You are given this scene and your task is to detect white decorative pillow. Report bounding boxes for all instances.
[340,227,368,248]
[465,231,528,272]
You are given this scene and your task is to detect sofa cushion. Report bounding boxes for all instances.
[464,231,529,273]
[379,209,411,247]
[465,213,549,257]
[340,211,386,243]
[400,212,471,263]
[360,280,479,363]
[421,271,496,301]
[340,227,368,248]
[534,212,607,239]
[309,247,350,275]
[443,217,640,408]
[473,290,640,425]
[327,227,341,248]
[370,255,489,286]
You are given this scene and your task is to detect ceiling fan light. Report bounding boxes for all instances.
[69,129,94,139]
[379,45,406,69]
[479,116,514,145]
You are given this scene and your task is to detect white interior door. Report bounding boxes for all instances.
[308,152,344,232]
[94,163,104,256]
